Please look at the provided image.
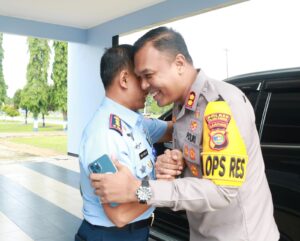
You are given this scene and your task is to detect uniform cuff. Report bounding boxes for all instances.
[147,180,175,208]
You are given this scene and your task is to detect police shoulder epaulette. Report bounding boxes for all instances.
[109,114,122,136]
[185,91,198,111]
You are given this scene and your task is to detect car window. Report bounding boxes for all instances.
[242,90,258,110]
[261,91,300,144]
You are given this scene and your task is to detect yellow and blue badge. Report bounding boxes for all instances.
[205,112,231,150]
[109,114,122,136]
[201,101,248,187]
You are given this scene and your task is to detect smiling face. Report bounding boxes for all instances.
[134,43,186,107]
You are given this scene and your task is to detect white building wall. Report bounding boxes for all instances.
[68,42,106,154]
[67,0,241,155]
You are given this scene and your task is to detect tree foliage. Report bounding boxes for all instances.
[144,95,173,116]
[0,33,7,105]
[14,89,29,124]
[51,41,68,120]
[13,89,22,109]
[22,37,50,118]
[2,105,19,117]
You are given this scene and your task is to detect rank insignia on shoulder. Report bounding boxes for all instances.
[185,91,198,110]
[109,114,122,136]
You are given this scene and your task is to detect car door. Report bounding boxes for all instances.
[257,79,300,241]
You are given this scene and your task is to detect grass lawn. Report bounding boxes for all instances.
[0,120,64,132]
[8,136,67,154]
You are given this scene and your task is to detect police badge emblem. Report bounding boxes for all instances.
[205,113,231,150]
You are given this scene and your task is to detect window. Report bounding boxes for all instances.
[244,91,259,110]
[261,91,300,144]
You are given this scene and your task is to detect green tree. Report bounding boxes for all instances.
[19,88,30,124]
[144,95,173,117]
[51,41,68,130]
[14,89,29,124]
[24,37,50,130]
[2,105,19,117]
[13,89,22,109]
[0,33,7,105]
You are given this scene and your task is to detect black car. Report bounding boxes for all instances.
[150,67,300,241]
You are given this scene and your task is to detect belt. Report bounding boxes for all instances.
[85,213,154,232]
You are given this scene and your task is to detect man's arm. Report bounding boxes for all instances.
[90,163,140,204]
[103,203,149,227]
[143,118,173,143]
[90,161,237,213]
[157,121,173,143]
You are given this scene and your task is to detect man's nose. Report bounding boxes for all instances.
[141,78,150,90]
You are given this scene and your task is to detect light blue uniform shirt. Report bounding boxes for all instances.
[79,97,167,226]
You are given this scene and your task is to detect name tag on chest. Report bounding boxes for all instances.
[139,149,148,159]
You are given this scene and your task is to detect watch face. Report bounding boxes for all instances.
[136,186,152,203]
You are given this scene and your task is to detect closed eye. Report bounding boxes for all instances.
[145,73,152,80]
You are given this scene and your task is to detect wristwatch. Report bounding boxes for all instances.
[136,179,152,204]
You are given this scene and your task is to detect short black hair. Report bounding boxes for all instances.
[133,26,193,64]
[100,44,134,89]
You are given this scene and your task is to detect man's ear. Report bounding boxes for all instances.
[174,54,186,76]
[118,70,129,89]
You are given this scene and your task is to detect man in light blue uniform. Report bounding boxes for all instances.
[75,44,171,241]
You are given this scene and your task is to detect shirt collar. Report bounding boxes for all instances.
[175,69,220,120]
[102,97,141,127]
[184,69,220,108]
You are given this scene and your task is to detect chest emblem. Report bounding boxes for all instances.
[190,120,198,131]
[184,145,189,156]
[189,163,199,177]
[140,165,146,174]
[190,148,196,160]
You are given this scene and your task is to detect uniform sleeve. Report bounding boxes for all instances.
[148,178,235,212]
[81,128,135,175]
[147,88,254,212]
[142,118,167,143]
[106,130,136,174]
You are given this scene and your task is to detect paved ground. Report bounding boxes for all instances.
[0,133,159,240]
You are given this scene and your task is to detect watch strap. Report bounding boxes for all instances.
[142,179,149,187]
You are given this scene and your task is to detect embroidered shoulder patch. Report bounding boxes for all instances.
[201,101,248,187]
[109,114,122,136]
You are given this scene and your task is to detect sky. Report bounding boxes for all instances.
[2,0,300,97]
[2,36,54,97]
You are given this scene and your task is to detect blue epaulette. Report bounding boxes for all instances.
[109,114,122,136]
